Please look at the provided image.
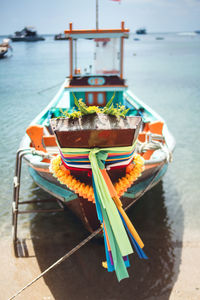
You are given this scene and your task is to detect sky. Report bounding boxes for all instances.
[0,0,200,35]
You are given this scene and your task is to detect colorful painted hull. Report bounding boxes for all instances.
[28,162,167,232]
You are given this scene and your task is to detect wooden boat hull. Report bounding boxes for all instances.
[0,49,8,58]
[28,160,167,232]
[10,36,45,42]
[18,81,175,234]
[0,43,9,58]
[13,23,175,268]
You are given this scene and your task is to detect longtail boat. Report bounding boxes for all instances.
[13,21,175,280]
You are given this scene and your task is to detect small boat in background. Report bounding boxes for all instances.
[136,28,147,35]
[156,37,164,40]
[178,32,196,36]
[9,27,45,42]
[0,39,12,58]
[54,33,69,40]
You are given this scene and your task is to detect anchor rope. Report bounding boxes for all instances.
[9,163,164,300]
[136,133,172,163]
[9,229,100,300]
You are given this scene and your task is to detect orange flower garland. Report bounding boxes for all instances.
[50,154,144,203]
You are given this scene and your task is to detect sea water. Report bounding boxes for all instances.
[0,33,200,298]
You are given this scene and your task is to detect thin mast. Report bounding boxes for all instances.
[96,0,99,29]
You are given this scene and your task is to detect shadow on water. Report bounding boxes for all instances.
[26,180,183,300]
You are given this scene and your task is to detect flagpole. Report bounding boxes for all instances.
[96,0,99,29]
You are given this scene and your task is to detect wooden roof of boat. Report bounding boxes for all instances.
[64,21,129,39]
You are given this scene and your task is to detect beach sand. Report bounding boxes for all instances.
[0,238,52,300]
[1,236,200,300]
[1,182,200,300]
[169,241,200,300]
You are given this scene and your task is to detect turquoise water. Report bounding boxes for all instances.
[0,33,200,298]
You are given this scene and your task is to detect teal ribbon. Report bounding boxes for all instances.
[95,149,108,169]
[102,210,129,281]
[89,148,133,257]
[58,142,138,280]
[89,148,133,280]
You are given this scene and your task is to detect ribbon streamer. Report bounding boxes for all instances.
[89,148,147,281]
[52,141,147,281]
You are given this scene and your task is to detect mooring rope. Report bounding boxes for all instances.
[9,163,164,300]
[8,228,101,300]
[37,81,64,95]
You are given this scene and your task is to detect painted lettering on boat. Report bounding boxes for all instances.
[88,77,105,86]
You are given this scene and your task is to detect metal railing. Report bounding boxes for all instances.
[12,148,65,245]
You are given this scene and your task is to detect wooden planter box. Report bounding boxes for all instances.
[50,114,142,148]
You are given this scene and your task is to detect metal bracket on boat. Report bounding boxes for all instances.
[13,176,19,188]
[12,148,65,249]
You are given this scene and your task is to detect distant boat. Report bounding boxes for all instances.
[136,28,146,35]
[156,37,164,40]
[54,33,69,40]
[178,32,196,36]
[9,27,45,42]
[194,30,200,34]
[133,38,140,41]
[0,39,12,58]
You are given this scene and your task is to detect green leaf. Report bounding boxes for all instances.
[72,92,81,110]
[105,91,116,108]
[78,100,89,115]
[121,108,130,117]
[104,103,114,114]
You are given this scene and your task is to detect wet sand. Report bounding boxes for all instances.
[169,241,200,300]
[0,238,52,300]
[1,237,200,300]
[1,183,200,300]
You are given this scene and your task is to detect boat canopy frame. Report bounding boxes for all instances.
[64,21,129,80]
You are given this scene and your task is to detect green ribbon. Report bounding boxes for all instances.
[59,143,136,256]
[60,140,137,156]
[102,209,129,281]
[58,141,138,280]
[93,149,108,170]
[89,148,133,257]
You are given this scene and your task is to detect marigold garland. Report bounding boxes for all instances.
[50,154,144,203]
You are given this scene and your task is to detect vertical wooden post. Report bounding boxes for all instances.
[69,22,73,79]
[120,21,124,79]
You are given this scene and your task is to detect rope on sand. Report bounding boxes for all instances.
[8,228,101,300]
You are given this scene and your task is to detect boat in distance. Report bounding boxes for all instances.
[0,39,12,58]
[54,33,69,40]
[13,21,175,248]
[136,28,147,35]
[9,27,45,42]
